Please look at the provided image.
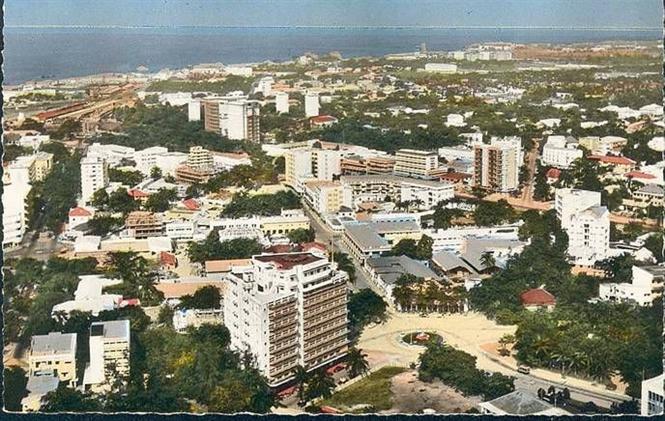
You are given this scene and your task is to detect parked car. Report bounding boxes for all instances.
[517,365,531,374]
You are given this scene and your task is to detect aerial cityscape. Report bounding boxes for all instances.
[2,0,664,416]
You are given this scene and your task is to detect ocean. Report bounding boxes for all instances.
[2,26,661,85]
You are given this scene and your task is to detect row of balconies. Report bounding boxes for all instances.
[303,288,347,309]
[269,315,298,331]
[303,317,348,341]
[304,328,348,351]
[303,307,347,330]
[304,338,348,363]
[304,298,347,320]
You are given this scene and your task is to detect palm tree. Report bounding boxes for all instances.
[347,347,370,378]
[480,251,496,271]
[305,369,336,401]
[292,365,309,404]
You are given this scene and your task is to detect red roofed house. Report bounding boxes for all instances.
[310,115,338,128]
[127,188,150,203]
[545,168,561,184]
[68,206,94,229]
[625,171,657,183]
[160,251,178,270]
[181,198,200,211]
[520,288,556,312]
[588,155,637,175]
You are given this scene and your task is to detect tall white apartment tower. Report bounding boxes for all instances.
[473,137,522,192]
[305,92,320,117]
[224,252,349,386]
[202,96,261,142]
[188,98,201,121]
[275,92,290,114]
[80,155,109,205]
[555,188,609,266]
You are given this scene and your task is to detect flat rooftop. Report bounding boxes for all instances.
[31,332,77,356]
[254,252,323,270]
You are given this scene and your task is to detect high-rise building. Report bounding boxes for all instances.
[641,374,665,416]
[2,170,31,249]
[275,91,290,114]
[555,188,609,266]
[473,137,522,192]
[80,155,109,205]
[202,95,261,142]
[188,98,201,121]
[83,320,130,393]
[224,252,349,386]
[305,92,320,117]
[394,149,439,178]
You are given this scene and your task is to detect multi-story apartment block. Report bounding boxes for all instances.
[186,146,214,170]
[224,252,349,386]
[202,95,261,142]
[304,180,344,214]
[339,175,454,210]
[641,374,665,416]
[275,91,289,114]
[80,155,109,205]
[28,332,77,386]
[473,137,522,192]
[393,149,439,178]
[284,147,344,191]
[125,211,164,238]
[83,320,131,393]
[305,92,320,117]
[2,170,31,249]
[340,155,396,175]
[555,188,609,266]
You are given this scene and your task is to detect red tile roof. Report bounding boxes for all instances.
[264,244,297,254]
[68,207,92,217]
[625,171,656,180]
[588,155,636,166]
[520,288,556,306]
[182,198,200,210]
[160,251,177,267]
[310,115,338,124]
[546,168,561,179]
[127,188,149,198]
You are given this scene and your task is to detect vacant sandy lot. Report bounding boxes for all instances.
[382,370,480,414]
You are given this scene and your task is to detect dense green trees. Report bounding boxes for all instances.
[109,168,144,186]
[91,187,139,215]
[221,190,301,217]
[26,149,81,232]
[347,289,388,341]
[419,344,515,400]
[513,299,663,397]
[3,367,28,411]
[332,252,356,284]
[177,286,222,310]
[144,188,178,213]
[146,76,255,94]
[387,235,433,260]
[287,228,316,244]
[187,231,263,263]
[95,104,244,153]
[104,252,164,306]
[473,200,517,226]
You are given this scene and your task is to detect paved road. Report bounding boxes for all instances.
[301,201,373,292]
[520,137,541,204]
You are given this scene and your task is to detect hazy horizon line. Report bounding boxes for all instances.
[5,24,662,31]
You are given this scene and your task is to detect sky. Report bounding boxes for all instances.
[5,0,663,29]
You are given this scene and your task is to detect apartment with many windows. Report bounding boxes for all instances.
[224,252,348,386]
